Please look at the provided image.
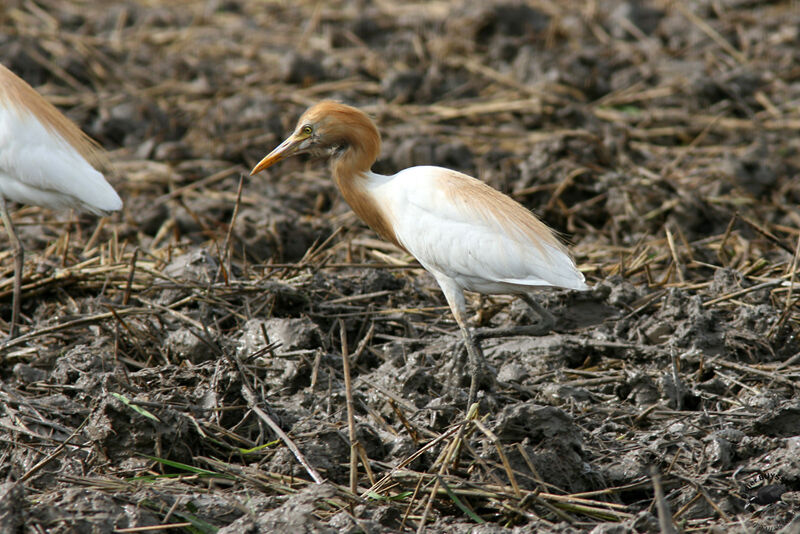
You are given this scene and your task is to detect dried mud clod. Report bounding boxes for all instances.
[1,0,799,533]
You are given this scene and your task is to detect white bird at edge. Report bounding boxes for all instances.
[250,101,588,408]
[0,63,122,339]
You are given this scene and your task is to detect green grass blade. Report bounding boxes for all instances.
[238,439,280,454]
[439,477,485,524]
[111,392,161,422]
[139,454,233,479]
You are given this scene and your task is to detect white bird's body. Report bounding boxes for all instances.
[362,166,587,295]
[0,112,120,213]
[251,101,587,406]
[0,63,122,338]
[0,64,121,214]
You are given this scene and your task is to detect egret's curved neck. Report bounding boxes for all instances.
[329,117,380,182]
[328,124,402,248]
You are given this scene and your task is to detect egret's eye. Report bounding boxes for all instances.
[301,125,313,136]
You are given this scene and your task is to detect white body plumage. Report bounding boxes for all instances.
[0,113,121,214]
[0,66,121,214]
[0,64,122,338]
[364,166,587,296]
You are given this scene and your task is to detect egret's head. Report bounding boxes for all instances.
[250,101,380,175]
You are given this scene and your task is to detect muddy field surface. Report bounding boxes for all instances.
[1,1,799,532]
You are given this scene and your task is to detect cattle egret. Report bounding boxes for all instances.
[251,101,588,406]
[0,64,122,339]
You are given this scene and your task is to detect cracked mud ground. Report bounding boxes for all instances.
[1,1,799,533]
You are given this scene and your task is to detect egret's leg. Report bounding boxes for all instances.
[434,276,489,409]
[0,198,22,339]
[474,294,555,341]
[457,322,487,409]
[520,293,555,332]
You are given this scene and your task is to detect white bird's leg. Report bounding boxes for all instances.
[474,293,555,341]
[519,293,555,331]
[435,277,490,409]
[459,321,487,410]
[0,198,22,339]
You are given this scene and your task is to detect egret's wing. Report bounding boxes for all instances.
[376,166,586,291]
[0,65,121,214]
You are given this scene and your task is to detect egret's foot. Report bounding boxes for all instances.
[474,323,554,340]
[477,295,556,340]
[445,339,486,396]
[520,294,556,331]
[453,326,495,410]
[444,338,469,392]
[456,339,494,389]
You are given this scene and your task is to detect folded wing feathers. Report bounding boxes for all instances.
[437,169,585,289]
[0,64,120,214]
[0,65,108,170]
[438,169,568,255]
